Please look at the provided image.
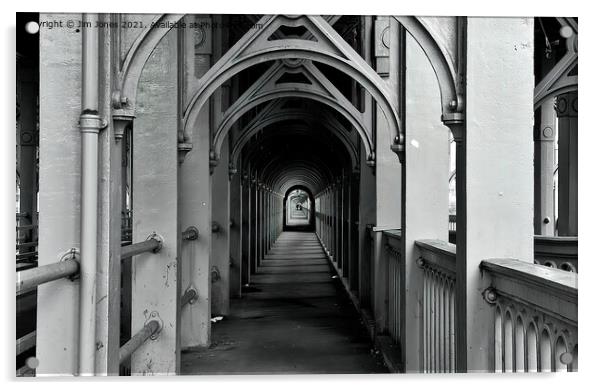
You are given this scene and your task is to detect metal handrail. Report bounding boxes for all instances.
[118,320,161,364]
[16,258,79,295]
[16,331,36,356]
[120,236,162,258]
[17,242,38,249]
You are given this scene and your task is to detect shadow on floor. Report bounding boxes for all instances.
[181,232,387,375]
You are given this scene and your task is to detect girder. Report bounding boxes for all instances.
[394,16,465,126]
[533,18,577,109]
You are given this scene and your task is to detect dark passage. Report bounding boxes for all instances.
[182,232,387,374]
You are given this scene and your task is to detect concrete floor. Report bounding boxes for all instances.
[181,232,387,375]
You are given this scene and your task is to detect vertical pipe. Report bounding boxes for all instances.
[79,12,100,376]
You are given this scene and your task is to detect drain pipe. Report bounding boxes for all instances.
[78,12,102,376]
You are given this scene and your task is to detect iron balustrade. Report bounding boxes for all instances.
[384,230,403,345]
[534,235,578,272]
[480,258,578,372]
[415,239,457,373]
[16,258,79,295]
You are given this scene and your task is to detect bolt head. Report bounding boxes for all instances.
[559,352,573,365]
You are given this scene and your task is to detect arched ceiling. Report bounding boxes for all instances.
[239,119,354,196]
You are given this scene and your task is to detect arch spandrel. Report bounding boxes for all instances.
[114,13,186,115]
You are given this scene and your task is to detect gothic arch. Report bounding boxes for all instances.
[182,14,402,151]
[394,16,465,128]
[216,60,364,164]
[230,105,360,169]
[113,14,185,114]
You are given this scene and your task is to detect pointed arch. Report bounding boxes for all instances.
[183,14,401,150]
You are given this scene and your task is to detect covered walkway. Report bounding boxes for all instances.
[19,13,579,376]
[182,232,386,374]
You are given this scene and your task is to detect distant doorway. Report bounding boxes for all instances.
[283,187,315,231]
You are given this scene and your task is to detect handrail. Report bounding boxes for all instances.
[480,258,578,372]
[16,224,37,231]
[120,235,163,258]
[119,320,161,364]
[16,258,79,295]
[16,331,36,355]
[17,242,38,249]
[415,239,456,275]
[480,258,577,309]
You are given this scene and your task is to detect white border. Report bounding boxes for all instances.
[2,1,599,389]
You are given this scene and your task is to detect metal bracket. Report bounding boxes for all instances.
[211,266,221,283]
[146,232,164,253]
[59,247,81,281]
[145,311,163,340]
[184,286,199,305]
[416,256,425,269]
[182,226,199,241]
[79,113,108,134]
[482,287,498,305]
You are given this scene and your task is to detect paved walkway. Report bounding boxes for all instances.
[181,231,387,375]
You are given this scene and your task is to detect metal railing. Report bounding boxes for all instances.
[120,234,163,259]
[119,320,161,365]
[481,258,578,372]
[16,257,79,296]
[118,288,196,370]
[416,239,457,373]
[384,230,402,345]
[16,331,36,356]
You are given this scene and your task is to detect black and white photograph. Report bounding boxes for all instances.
[4,1,599,385]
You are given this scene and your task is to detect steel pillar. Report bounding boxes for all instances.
[557,91,578,236]
[130,28,180,375]
[454,18,534,372]
[37,13,82,375]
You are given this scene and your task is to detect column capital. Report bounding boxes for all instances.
[555,92,577,118]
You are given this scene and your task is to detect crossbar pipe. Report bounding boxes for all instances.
[121,237,162,258]
[16,331,37,356]
[118,320,161,365]
[16,259,79,295]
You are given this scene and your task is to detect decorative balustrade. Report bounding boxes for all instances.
[360,226,375,309]
[480,258,578,372]
[534,235,578,272]
[383,230,402,345]
[415,239,457,373]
